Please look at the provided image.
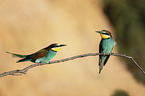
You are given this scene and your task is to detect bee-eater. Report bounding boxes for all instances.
[96,30,116,74]
[6,43,66,63]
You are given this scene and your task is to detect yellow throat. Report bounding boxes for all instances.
[52,47,61,52]
[100,34,110,39]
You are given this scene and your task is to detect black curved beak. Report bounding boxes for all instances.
[96,31,102,34]
[60,44,67,47]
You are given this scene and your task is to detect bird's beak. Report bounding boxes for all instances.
[60,44,67,47]
[96,31,102,34]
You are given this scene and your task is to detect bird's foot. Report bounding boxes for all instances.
[102,53,106,56]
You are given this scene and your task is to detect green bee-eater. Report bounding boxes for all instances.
[6,43,66,63]
[96,30,116,74]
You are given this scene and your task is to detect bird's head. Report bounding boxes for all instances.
[48,43,67,52]
[96,30,113,39]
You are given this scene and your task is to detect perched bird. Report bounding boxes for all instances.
[96,30,116,74]
[6,43,66,63]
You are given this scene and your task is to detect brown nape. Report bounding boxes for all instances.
[44,43,57,51]
[44,45,52,51]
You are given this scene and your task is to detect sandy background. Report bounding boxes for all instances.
[0,0,144,96]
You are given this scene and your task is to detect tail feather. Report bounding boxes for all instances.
[99,63,104,74]
[16,58,32,63]
[6,52,27,58]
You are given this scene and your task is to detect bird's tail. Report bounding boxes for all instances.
[6,52,27,58]
[16,58,31,63]
[99,63,104,74]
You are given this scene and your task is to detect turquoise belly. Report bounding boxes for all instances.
[102,38,115,53]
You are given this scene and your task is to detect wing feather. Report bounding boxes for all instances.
[26,49,49,59]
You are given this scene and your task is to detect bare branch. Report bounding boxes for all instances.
[0,53,144,78]
[111,53,145,75]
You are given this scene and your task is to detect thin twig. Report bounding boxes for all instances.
[111,53,145,75]
[0,53,144,78]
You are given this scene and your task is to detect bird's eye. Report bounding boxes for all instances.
[101,30,107,33]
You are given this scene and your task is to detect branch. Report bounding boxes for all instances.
[0,53,144,78]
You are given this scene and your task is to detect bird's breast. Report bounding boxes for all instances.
[101,38,115,53]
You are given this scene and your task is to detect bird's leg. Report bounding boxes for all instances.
[102,53,106,56]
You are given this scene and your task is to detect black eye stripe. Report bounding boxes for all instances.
[52,46,59,48]
[103,33,110,35]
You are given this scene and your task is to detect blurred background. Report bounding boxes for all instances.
[0,0,145,96]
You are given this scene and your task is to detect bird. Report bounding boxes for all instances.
[6,43,67,63]
[96,30,116,74]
